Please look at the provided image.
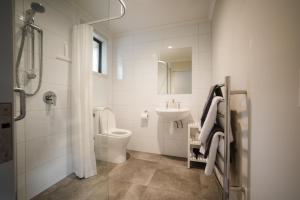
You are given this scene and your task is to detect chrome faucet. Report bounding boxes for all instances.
[43,91,57,105]
[165,99,181,109]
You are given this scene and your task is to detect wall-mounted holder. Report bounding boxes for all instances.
[43,91,57,105]
[56,56,71,63]
[56,42,71,63]
[140,110,149,127]
[141,110,149,120]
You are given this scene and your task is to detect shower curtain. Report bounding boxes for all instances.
[71,24,97,178]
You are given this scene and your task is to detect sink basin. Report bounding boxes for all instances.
[156,107,190,121]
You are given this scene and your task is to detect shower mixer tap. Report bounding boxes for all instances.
[27,71,37,79]
[43,91,57,105]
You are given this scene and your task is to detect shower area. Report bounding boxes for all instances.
[14,0,113,199]
[15,2,44,96]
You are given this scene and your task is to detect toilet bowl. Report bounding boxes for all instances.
[94,107,132,163]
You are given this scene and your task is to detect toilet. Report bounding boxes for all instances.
[94,107,132,163]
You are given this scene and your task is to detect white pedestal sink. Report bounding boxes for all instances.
[156,107,190,134]
[156,108,190,121]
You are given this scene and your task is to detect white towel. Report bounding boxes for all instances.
[94,111,101,135]
[205,131,224,175]
[198,96,223,152]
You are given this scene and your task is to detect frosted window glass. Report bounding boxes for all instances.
[93,40,99,72]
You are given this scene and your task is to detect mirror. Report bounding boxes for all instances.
[157,47,192,94]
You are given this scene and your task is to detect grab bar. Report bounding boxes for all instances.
[14,88,26,121]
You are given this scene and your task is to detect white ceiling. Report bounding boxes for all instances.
[160,47,192,62]
[71,0,211,34]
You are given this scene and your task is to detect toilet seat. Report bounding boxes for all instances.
[93,108,132,138]
[108,128,132,138]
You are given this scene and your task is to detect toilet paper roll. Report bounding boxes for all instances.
[141,112,149,120]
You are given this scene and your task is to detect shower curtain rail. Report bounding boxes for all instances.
[85,0,126,25]
[216,76,247,200]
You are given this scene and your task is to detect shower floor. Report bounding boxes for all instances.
[33,150,220,200]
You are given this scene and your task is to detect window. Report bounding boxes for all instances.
[92,33,107,74]
[93,37,102,73]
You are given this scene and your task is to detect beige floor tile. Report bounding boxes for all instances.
[109,158,158,186]
[127,150,162,163]
[148,166,202,196]
[32,151,220,200]
[141,187,200,200]
[122,184,147,200]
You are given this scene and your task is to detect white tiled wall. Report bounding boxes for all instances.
[14,1,73,199]
[112,22,212,157]
[212,1,300,199]
[92,31,113,108]
[14,0,112,199]
[13,1,209,198]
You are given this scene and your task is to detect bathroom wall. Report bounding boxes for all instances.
[92,32,113,108]
[211,0,300,199]
[112,21,212,157]
[14,0,112,198]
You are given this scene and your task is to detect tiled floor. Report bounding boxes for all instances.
[33,151,220,200]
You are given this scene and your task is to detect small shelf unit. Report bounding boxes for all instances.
[187,122,206,168]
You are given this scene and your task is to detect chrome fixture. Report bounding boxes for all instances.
[24,2,45,24]
[15,2,45,96]
[158,60,167,65]
[213,76,247,200]
[14,88,26,121]
[85,0,126,25]
[43,91,57,105]
[165,99,181,109]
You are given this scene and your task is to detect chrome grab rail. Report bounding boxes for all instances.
[85,0,126,25]
[14,88,26,121]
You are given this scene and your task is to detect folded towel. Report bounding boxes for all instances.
[205,131,224,175]
[94,111,101,134]
[198,96,224,147]
[200,85,223,127]
[204,124,224,158]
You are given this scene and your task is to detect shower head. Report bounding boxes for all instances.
[31,2,45,13]
[25,2,45,23]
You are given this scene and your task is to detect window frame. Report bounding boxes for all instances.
[93,37,103,74]
[92,32,108,76]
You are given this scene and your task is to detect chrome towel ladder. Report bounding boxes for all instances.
[215,76,247,200]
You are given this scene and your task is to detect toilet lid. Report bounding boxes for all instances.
[99,109,116,133]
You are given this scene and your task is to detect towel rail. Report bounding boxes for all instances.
[215,76,247,200]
